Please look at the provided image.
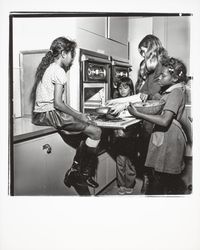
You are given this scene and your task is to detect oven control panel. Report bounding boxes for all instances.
[84,61,108,82]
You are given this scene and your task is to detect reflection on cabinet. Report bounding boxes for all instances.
[76,17,107,37]
[108,17,129,45]
[14,133,77,195]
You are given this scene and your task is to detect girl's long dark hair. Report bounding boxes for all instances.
[136,34,168,93]
[31,37,77,108]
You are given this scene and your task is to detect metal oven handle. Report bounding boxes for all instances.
[112,60,132,67]
[81,54,111,64]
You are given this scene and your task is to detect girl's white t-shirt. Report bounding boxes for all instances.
[34,63,67,112]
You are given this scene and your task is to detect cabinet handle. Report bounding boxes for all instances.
[42,144,52,154]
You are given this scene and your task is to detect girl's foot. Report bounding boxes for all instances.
[118,186,126,195]
[125,187,134,194]
[125,180,136,194]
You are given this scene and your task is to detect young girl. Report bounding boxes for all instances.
[136,34,168,99]
[109,35,168,193]
[135,35,168,193]
[32,36,102,190]
[112,77,138,195]
[128,57,187,195]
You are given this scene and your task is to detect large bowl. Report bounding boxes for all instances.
[132,100,165,115]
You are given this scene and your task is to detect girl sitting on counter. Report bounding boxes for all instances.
[128,57,187,195]
[31,36,102,190]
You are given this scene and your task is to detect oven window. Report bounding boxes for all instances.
[84,87,103,102]
[84,61,108,82]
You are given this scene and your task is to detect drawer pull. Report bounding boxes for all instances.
[42,144,52,154]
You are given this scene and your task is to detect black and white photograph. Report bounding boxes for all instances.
[1,1,200,250]
[11,13,192,196]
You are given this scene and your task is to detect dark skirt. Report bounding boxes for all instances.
[32,110,88,134]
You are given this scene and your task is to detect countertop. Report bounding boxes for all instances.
[95,117,141,129]
[13,115,141,143]
[14,117,56,143]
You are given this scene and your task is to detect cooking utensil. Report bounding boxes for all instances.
[95,106,111,115]
[132,100,165,115]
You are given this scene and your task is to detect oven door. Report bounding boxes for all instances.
[113,66,129,83]
[111,59,132,98]
[83,61,109,83]
[83,83,108,114]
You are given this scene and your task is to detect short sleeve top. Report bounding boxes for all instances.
[34,63,67,112]
[161,84,186,121]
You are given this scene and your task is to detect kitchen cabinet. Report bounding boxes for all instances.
[13,130,116,196]
[107,17,129,45]
[153,16,190,73]
[14,133,78,195]
[94,152,116,194]
[76,17,107,37]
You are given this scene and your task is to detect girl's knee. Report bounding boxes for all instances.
[84,125,102,140]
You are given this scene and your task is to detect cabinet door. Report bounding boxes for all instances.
[94,152,116,194]
[153,16,190,74]
[44,133,77,195]
[108,17,129,45]
[14,133,79,196]
[94,153,108,194]
[14,137,47,195]
[166,17,190,74]
[76,17,107,37]
[106,154,116,184]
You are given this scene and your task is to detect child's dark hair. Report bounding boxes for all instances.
[31,37,77,106]
[116,77,134,96]
[162,57,187,83]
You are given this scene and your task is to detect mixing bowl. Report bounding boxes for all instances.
[132,100,165,115]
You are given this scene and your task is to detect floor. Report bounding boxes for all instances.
[97,156,192,196]
[98,178,143,196]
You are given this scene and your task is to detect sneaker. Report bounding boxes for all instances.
[118,186,126,195]
[125,188,134,194]
[125,180,136,194]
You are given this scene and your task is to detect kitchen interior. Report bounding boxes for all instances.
[11,13,192,196]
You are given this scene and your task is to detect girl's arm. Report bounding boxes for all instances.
[54,83,89,123]
[106,93,141,106]
[106,93,142,115]
[128,103,174,127]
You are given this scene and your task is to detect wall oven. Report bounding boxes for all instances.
[80,49,111,114]
[110,58,132,98]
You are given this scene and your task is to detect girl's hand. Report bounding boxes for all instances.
[79,113,97,126]
[78,113,90,123]
[152,93,162,100]
[109,103,127,115]
[140,93,148,102]
[127,103,140,117]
